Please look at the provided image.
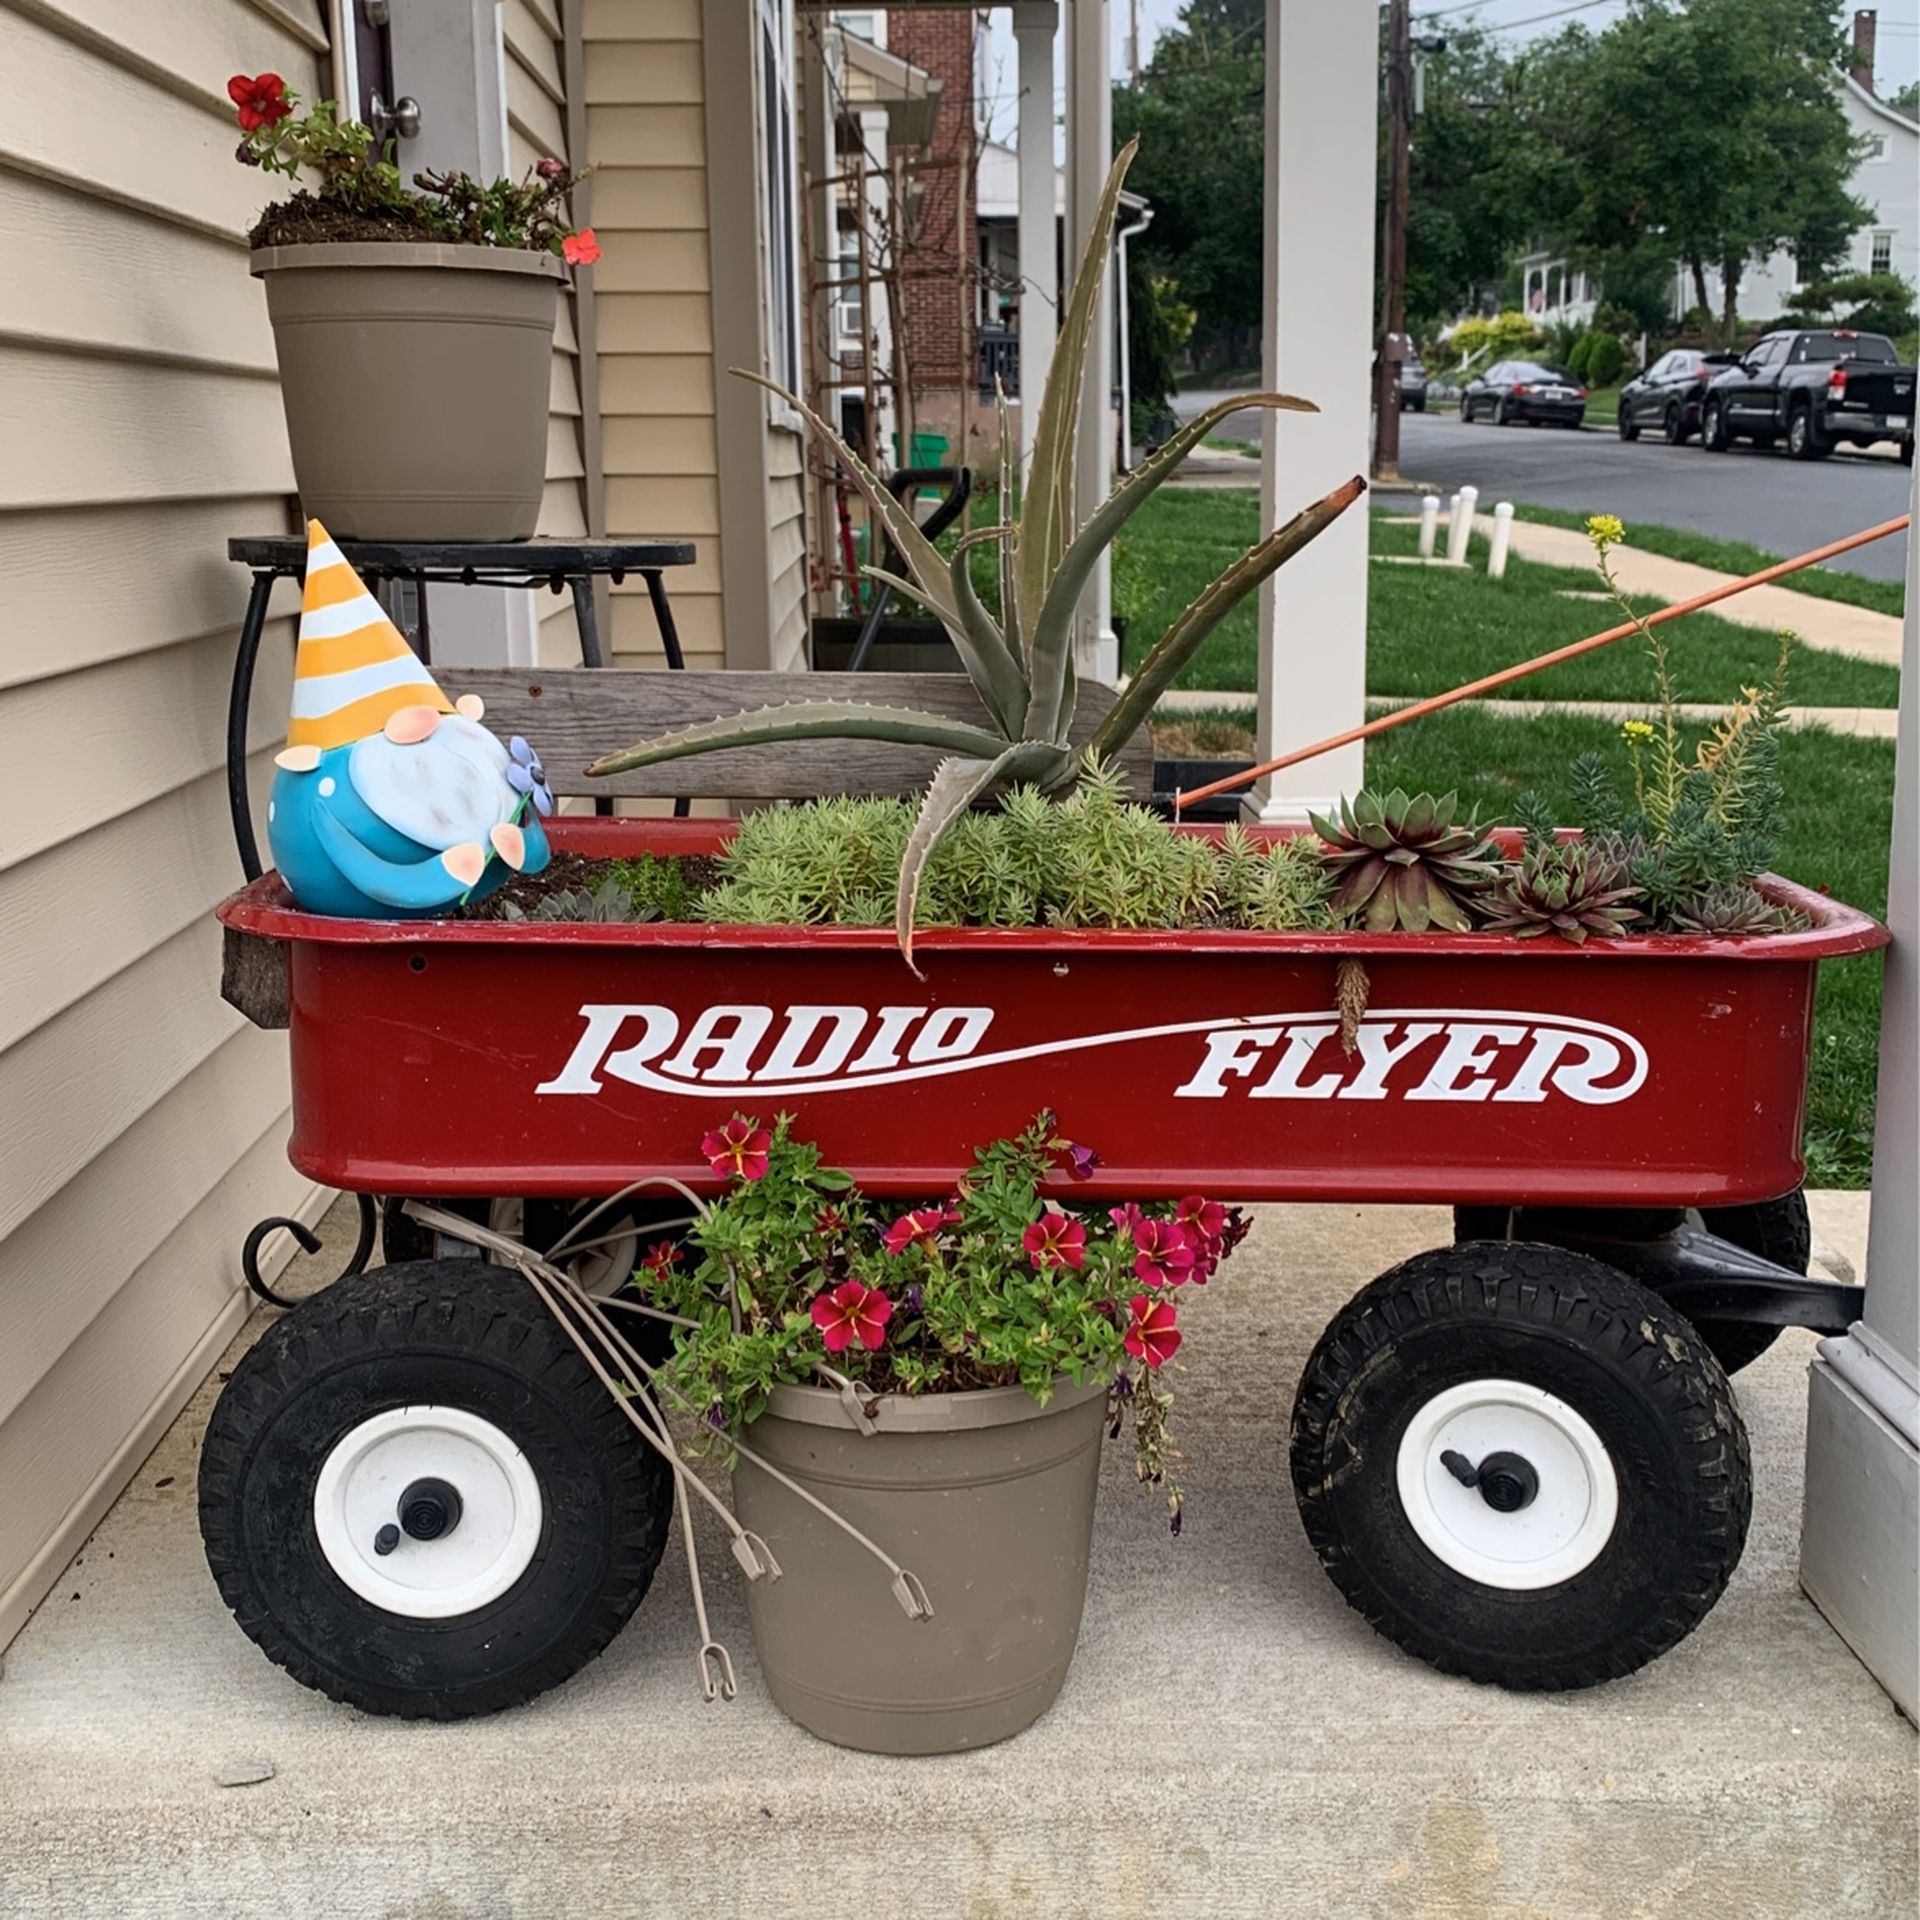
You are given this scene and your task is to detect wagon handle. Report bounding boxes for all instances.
[812,1364,883,1435]
[417,1204,936,1622]
[1174,509,1912,814]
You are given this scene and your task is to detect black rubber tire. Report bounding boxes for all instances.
[1663,404,1687,445]
[1701,399,1729,450]
[1450,1191,1808,1375]
[1786,404,1829,461]
[1460,396,1476,423]
[1900,437,1914,467]
[1495,398,1512,427]
[1291,1241,1751,1690]
[1617,408,1639,441]
[199,1260,674,1719]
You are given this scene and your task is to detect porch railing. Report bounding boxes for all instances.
[977,327,1019,397]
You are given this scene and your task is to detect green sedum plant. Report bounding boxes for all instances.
[588,139,1363,965]
[695,763,1333,933]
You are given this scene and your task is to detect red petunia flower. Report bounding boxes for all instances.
[810,1279,893,1353]
[639,1240,680,1277]
[1124,1295,1181,1369]
[882,1205,957,1255]
[1023,1212,1086,1270]
[700,1115,771,1182]
[561,228,601,266]
[1132,1216,1197,1288]
[228,73,292,132]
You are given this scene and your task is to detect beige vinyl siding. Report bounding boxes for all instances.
[0,0,326,1648]
[584,0,723,669]
[506,0,590,667]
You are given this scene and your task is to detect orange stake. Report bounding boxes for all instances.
[1175,512,1911,815]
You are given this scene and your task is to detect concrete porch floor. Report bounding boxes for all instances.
[2,1198,1914,1919]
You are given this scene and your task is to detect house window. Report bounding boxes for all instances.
[1870,231,1894,275]
[1865,133,1887,160]
[834,10,882,45]
[759,0,802,397]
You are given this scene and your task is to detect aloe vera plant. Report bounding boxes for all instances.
[588,138,1365,966]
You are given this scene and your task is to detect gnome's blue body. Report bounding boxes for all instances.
[268,736,552,920]
[267,519,555,920]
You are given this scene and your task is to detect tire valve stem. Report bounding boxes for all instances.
[1439,1448,1540,1513]
[373,1523,401,1557]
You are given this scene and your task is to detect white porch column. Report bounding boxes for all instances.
[1800,468,1920,1720]
[1064,0,1115,682]
[858,106,899,471]
[1012,2,1058,474]
[1248,0,1376,820]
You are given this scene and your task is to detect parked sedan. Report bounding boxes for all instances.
[1459,361,1587,427]
[1399,353,1428,412]
[1616,348,1741,444]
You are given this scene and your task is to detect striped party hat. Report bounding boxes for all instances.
[287,521,452,752]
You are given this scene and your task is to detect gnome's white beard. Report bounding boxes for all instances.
[349,716,516,853]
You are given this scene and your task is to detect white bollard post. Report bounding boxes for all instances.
[1487,501,1514,580]
[1445,484,1479,565]
[1417,494,1440,559]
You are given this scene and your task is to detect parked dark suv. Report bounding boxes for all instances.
[1616,348,1741,445]
[1701,330,1916,462]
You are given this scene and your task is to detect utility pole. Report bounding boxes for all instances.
[1373,0,1412,483]
[1128,0,1141,83]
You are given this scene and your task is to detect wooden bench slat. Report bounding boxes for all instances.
[453,669,1155,801]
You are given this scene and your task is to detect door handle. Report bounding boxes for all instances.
[370,89,422,143]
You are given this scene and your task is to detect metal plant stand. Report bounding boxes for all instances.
[223,534,696,1305]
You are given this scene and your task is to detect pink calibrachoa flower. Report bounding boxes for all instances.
[561,228,602,266]
[700,1116,771,1182]
[1124,1295,1181,1369]
[1023,1212,1087,1270]
[810,1279,893,1353]
[1108,1201,1145,1236]
[640,1240,680,1278]
[1132,1216,1197,1287]
[1064,1141,1100,1181]
[1175,1195,1227,1244]
[882,1205,957,1255]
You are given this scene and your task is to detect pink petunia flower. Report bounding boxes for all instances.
[882,1205,957,1255]
[1064,1142,1100,1181]
[1108,1201,1146,1236]
[810,1280,893,1353]
[700,1115,771,1182]
[1123,1295,1181,1369]
[1023,1212,1087,1271]
[1132,1216,1197,1287]
[561,228,602,266]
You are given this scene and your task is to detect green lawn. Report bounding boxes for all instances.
[1147,701,1892,1188]
[1113,491,1902,707]
[1507,504,1908,620]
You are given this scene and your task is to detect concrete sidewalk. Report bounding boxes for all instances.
[1,1198,1913,1918]
[1388,514,1904,667]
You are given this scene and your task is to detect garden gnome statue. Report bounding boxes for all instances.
[266,520,553,917]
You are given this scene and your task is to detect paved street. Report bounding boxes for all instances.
[1177,389,1912,582]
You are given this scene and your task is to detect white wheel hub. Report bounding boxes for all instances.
[1395,1378,1619,1591]
[487,1198,641,1298]
[312,1406,543,1618]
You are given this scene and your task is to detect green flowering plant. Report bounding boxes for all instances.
[227,72,597,259]
[643,1112,1252,1532]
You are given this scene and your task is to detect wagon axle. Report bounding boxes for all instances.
[371,1478,467,1556]
[1438,1448,1541,1513]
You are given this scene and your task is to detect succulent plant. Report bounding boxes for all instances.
[586,138,1364,967]
[1484,833,1644,945]
[499,876,657,924]
[1666,884,1798,936]
[1309,789,1503,934]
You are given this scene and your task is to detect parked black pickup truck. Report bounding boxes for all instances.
[1700,329,1915,463]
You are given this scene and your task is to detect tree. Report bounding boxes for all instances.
[1886,79,1919,120]
[1787,269,1919,335]
[1113,9,1266,352]
[1526,0,1870,345]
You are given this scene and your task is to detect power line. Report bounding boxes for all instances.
[1417,0,1623,29]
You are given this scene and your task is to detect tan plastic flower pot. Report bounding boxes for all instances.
[252,243,564,541]
[731,1377,1109,1755]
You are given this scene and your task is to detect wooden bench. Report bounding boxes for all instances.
[452,667,1153,803]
